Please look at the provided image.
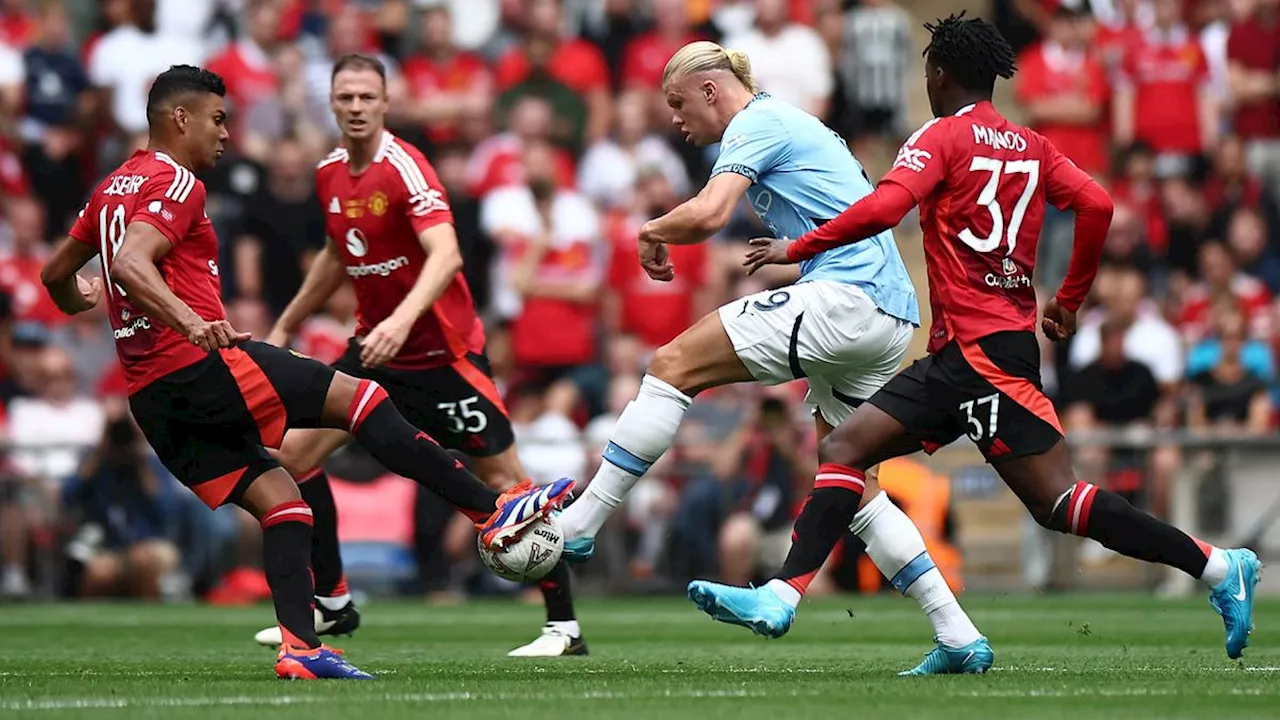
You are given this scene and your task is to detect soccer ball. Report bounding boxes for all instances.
[477,515,564,583]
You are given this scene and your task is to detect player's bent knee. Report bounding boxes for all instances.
[816,430,869,472]
[237,466,303,519]
[647,340,690,389]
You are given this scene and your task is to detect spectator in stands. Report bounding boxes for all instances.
[468,94,577,197]
[205,0,284,158]
[240,39,329,162]
[0,25,21,130]
[61,401,180,599]
[0,197,63,327]
[232,136,325,317]
[1112,142,1170,256]
[1071,265,1184,392]
[88,0,202,155]
[302,3,404,138]
[485,141,606,408]
[725,0,832,118]
[19,0,91,234]
[1113,0,1217,175]
[1226,205,1280,294]
[578,89,689,210]
[838,0,912,154]
[1187,299,1275,393]
[398,4,494,148]
[1187,305,1273,433]
[621,0,701,91]
[495,0,612,144]
[1100,202,1157,275]
[1206,135,1276,235]
[1161,174,1216,275]
[49,275,114,398]
[1226,0,1280,202]
[1178,240,1272,343]
[604,166,714,350]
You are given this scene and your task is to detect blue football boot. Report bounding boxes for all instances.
[1208,547,1262,659]
[687,581,795,638]
[899,636,994,676]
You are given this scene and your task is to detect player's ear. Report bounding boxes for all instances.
[173,105,188,132]
[701,79,716,104]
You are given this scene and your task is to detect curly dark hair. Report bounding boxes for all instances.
[923,12,1017,95]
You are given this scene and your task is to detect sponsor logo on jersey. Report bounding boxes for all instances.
[329,197,341,214]
[409,188,448,217]
[147,200,174,222]
[113,314,153,340]
[985,271,1032,289]
[1002,257,1018,276]
[893,145,931,172]
[369,191,389,216]
[347,256,410,278]
[971,125,1028,153]
[103,174,148,196]
[345,228,368,258]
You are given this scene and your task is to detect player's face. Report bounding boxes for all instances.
[331,68,388,142]
[663,75,723,146]
[182,93,229,171]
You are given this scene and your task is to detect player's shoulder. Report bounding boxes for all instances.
[726,94,793,134]
[378,133,445,198]
[129,151,203,204]
[383,133,434,170]
[316,146,349,172]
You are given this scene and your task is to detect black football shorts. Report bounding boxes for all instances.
[868,331,1063,463]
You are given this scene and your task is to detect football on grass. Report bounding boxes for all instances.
[477,515,564,583]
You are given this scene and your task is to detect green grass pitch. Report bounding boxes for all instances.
[0,594,1276,719]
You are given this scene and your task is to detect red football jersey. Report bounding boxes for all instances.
[881,102,1093,353]
[315,132,485,370]
[68,150,226,393]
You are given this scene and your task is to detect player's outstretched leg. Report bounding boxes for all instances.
[238,468,372,680]
[320,374,573,546]
[1002,442,1261,659]
[558,311,753,562]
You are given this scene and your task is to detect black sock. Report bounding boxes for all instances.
[538,561,576,624]
[299,471,347,598]
[262,501,321,649]
[348,384,499,521]
[771,464,866,594]
[1049,481,1210,578]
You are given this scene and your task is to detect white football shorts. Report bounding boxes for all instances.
[717,280,914,427]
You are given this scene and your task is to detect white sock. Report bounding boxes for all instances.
[764,578,802,609]
[559,375,692,539]
[851,492,982,648]
[547,619,581,637]
[316,593,352,611]
[1199,546,1229,587]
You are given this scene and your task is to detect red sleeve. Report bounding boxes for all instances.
[880,118,952,204]
[1054,178,1114,312]
[493,50,526,91]
[68,200,95,245]
[787,182,918,262]
[572,42,611,93]
[620,37,646,88]
[1225,25,1247,63]
[390,146,454,234]
[132,169,204,246]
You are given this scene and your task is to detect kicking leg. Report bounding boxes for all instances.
[558,309,752,551]
[471,447,588,658]
[999,441,1260,659]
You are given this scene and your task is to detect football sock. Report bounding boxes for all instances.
[298,470,349,600]
[261,501,321,650]
[559,375,692,538]
[538,561,577,624]
[1048,482,1214,582]
[346,380,499,522]
[850,492,981,648]
[770,463,865,596]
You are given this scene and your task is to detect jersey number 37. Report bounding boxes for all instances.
[959,157,1040,257]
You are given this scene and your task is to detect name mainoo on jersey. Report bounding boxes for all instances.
[347,256,410,278]
[972,125,1027,153]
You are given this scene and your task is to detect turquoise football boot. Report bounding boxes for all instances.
[1209,547,1262,659]
[687,580,794,638]
[899,636,994,676]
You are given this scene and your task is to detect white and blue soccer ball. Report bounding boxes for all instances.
[477,515,564,583]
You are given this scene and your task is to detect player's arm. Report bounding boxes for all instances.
[1041,146,1114,341]
[111,222,249,350]
[639,172,751,247]
[40,236,103,315]
[268,238,346,346]
[359,223,464,367]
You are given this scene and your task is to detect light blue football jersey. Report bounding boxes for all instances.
[711,93,919,326]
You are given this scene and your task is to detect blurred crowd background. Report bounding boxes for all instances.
[0,0,1276,604]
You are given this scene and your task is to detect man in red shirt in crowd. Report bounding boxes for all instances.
[0,197,64,327]
[39,64,569,679]
[1014,6,1109,176]
[205,0,281,142]
[698,13,1261,666]
[399,4,493,146]
[494,0,611,142]
[1113,0,1217,166]
[1226,0,1280,201]
[259,54,590,658]
[622,0,703,91]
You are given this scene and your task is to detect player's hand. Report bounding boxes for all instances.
[639,238,675,282]
[1041,296,1077,342]
[187,320,252,350]
[360,315,412,368]
[743,237,795,276]
[76,275,103,312]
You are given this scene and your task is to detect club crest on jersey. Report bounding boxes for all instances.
[369,191,389,217]
[329,197,341,214]
[345,228,369,258]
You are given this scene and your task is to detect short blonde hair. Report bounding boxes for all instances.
[662,41,757,94]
